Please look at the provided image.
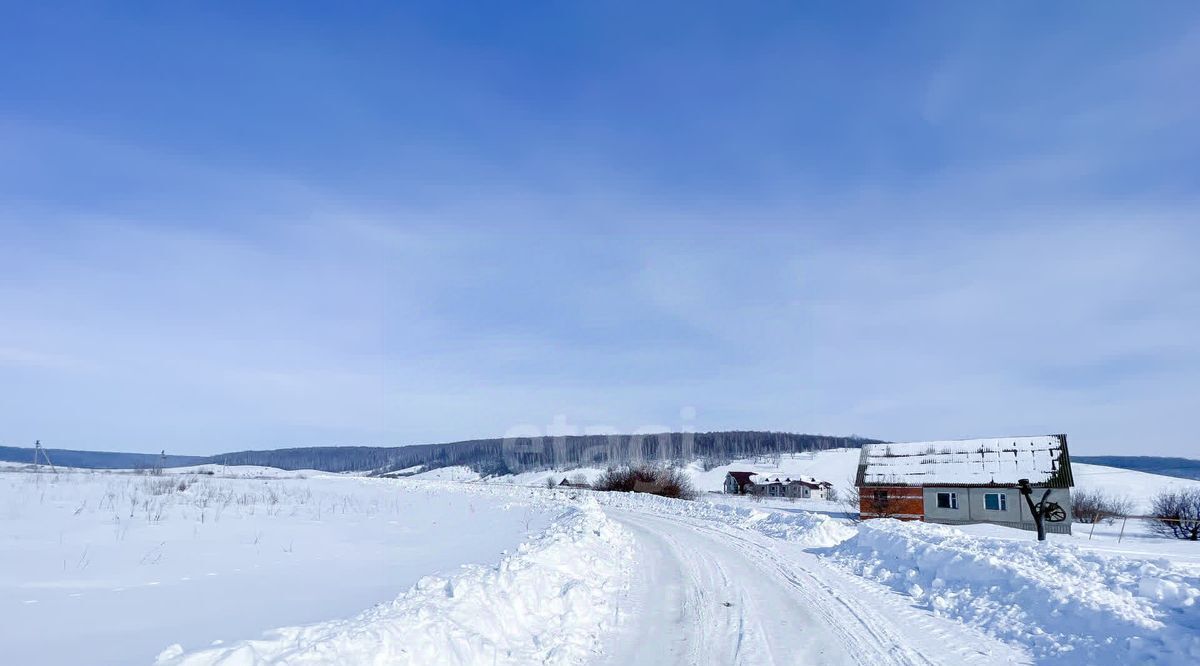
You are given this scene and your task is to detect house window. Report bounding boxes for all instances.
[936,492,958,510]
[873,490,888,502]
[984,493,1008,511]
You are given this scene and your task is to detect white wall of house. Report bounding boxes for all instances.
[968,488,1022,523]
[921,486,1072,534]
[923,487,971,522]
[1015,487,1071,527]
[747,481,829,499]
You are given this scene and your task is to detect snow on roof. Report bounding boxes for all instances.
[754,474,830,487]
[858,436,1072,487]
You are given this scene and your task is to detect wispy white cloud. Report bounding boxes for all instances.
[0,346,83,370]
[2,4,1198,455]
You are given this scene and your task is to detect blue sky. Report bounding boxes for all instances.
[2,2,1198,456]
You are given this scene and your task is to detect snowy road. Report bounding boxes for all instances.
[597,508,1031,666]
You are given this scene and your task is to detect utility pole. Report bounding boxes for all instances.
[33,440,57,473]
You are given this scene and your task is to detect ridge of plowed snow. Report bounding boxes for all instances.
[158,500,634,666]
[381,478,855,548]
[827,519,1200,664]
[583,489,855,547]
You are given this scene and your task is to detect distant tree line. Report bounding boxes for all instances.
[0,431,878,476]
[0,446,207,469]
[215,446,404,473]
[376,431,878,476]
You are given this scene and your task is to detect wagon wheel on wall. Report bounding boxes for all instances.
[1037,501,1067,523]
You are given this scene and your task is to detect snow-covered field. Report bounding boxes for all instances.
[406,465,608,488]
[3,449,1198,665]
[1073,462,1200,514]
[0,468,553,665]
[160,498,632,665]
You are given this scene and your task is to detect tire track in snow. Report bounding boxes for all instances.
[597,510,838,666]
[597,508,1030,666]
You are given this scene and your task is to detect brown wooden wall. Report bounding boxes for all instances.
[859,486,924,520]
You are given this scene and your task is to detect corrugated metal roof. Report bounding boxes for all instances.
[856,434,1073,488]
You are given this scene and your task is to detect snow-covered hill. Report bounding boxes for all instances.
[1073,462,1200,513]
[684,448,864,495]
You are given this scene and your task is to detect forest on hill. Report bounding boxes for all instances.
[1,431,877,475]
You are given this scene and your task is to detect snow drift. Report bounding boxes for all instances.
[829,519,1200,664]
[390,476,854,547]
[158,500,633,666]
[582,488,855,547]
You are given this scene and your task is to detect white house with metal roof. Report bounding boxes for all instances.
[855,434,1075,534]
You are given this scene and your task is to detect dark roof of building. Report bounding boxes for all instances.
[726,471,756,486]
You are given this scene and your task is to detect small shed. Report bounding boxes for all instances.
[723,471,757,494]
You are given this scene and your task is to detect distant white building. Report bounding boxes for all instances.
[723,471,832,499]
[753,475,832,499]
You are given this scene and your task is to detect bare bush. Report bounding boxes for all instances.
[1149,488,1200,541]
[1071,488,1132,524]
[145,477,177,495]
[840,480,864,522]
[593,464,698,500]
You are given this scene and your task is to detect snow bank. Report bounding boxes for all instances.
[588,490,855,547]
[487,467,608,487]
[409,465,483,482]
[158,501,634,666]
[163,465,331,478]
[385,476,854,547]
[829,519,1200,664]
